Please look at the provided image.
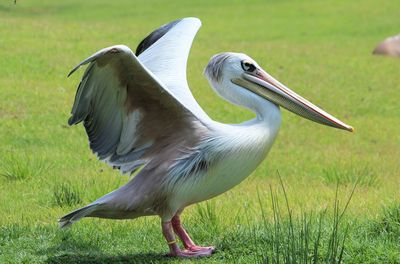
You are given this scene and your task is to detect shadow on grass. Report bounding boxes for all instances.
[41,232,179,264]
[46,252,170,264]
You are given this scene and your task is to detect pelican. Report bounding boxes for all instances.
[60,17,353,257]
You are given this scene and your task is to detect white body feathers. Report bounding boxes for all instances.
[60,17,283,226]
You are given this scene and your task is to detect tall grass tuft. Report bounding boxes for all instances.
[0,153,49,181]
[381,204,400,235]
[255,173,357,263]
[195,200,219,233]
[53,182,82,207]
[370,203,400,236]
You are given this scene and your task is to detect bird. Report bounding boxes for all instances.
[59,17,353,258]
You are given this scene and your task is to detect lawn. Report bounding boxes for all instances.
[0,0,399,263]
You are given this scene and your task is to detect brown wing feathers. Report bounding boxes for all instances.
[68,46,203,174]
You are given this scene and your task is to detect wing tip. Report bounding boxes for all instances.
[67,117,74,126]
[135,18,201,56]
[67,45,134,78]
[67,61,86,78]
[68,115,82,126]
[67,67,77,77]
[182,17,201,26]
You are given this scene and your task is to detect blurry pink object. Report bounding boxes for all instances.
[373,34,400,57]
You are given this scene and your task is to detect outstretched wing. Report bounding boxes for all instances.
[68,45,208,174]
[136,17,211,122]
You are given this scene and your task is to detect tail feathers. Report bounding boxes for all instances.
[58,203,100,228]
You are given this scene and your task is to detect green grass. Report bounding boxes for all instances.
[53,182,82,207]
[1,0,400,263]
[1,152,49,181]
[253,178,355,263]
[321,164,378,187]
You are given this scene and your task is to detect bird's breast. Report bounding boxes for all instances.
[171,120,280,207]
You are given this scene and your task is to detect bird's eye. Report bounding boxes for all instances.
[241,60,256,72]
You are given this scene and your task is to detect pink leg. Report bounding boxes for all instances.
[162,221,212,258]
[171,214,215,253]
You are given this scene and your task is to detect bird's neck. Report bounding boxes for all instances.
[208,80,281,130]
[241,93,282,129]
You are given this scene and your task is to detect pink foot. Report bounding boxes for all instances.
[171,214,216,255]
[168,248,213,258]
[162,221,213,258]
[187,245,216,253]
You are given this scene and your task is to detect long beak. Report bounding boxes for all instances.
[232,69,354,132]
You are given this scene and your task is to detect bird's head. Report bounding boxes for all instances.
[204,52,353,132]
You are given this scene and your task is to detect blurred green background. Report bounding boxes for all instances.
[0,0,399,263]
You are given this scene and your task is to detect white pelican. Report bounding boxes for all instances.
[60,17,353,257]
